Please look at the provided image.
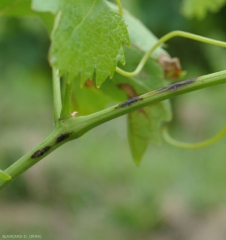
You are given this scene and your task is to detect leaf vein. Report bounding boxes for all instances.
[60,0,96,52]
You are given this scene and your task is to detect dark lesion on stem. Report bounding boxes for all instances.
[55,132,73,144]
[115,96,143,109]
[31,132,73,159]
[115,84,143,109]
[31,146,51,159]
[156,77,197,92]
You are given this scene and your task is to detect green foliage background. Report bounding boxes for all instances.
[0,0,226,239]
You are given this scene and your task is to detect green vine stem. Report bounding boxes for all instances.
[116,31,226,77]
[1,69,226,190]
[162,125,226,149]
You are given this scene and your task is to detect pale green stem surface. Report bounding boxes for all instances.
[52,68,62,124]
[116,31,226,77]
[0,70,226,190]
[60,74,74,120]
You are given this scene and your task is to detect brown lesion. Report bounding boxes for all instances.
[116,84,144,108]
[118,84,137,98]
[158,53,183,79]
[84,79,96,88]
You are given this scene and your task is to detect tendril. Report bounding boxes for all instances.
[162,125,226,149]
[116,30,226,78]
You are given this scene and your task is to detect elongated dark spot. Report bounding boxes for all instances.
[55,132,72,144]
[116,97,143,109]
[157,77,197,92]
[31,146,51,159]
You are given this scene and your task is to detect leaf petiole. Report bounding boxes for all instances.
[52,68,62,124]
[60,73,74,120]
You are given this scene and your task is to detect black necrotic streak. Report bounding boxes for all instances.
[116,97,143,108]
[157,77,197,92]
[55,133,71,144]
[31,146,51,159]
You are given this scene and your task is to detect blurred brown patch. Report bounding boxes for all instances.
[158,54,182,79]
[118,84,138,98]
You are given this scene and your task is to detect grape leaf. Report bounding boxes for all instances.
[66,3,173,164]
[128,102,171,165]
[49,0,130,87]
[107,1,168,59]
[112,47,172,164]
[0,170,11,181]
[181,0,226,19]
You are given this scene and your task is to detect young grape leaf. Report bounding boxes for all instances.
[0,170,11,181]
[68,3,173,163]
[181,0,226,19]
[107,1,168,59]
[49,0,130,87]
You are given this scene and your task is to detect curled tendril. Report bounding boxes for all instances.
[115,0,123,16]
[116,30,226,78]
[162,125,226,149]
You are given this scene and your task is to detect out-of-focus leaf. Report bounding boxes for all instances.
[0,0,54,33]
[0,0,32,17]
[0,170,11,181]
[112,47,172,164]
[181,0,226,19]
[32,0,62,14]
[128,102,171,165]
[49,0,130,87]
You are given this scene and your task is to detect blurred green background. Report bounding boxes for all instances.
[1,1,226,239]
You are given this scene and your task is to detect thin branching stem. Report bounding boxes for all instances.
[1,68,226,191]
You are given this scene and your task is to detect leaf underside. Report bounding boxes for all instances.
[128,102,171,165]
[49,0,130,87]
[112,47,172,164]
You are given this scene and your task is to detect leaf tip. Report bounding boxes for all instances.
[134,159,141,167]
